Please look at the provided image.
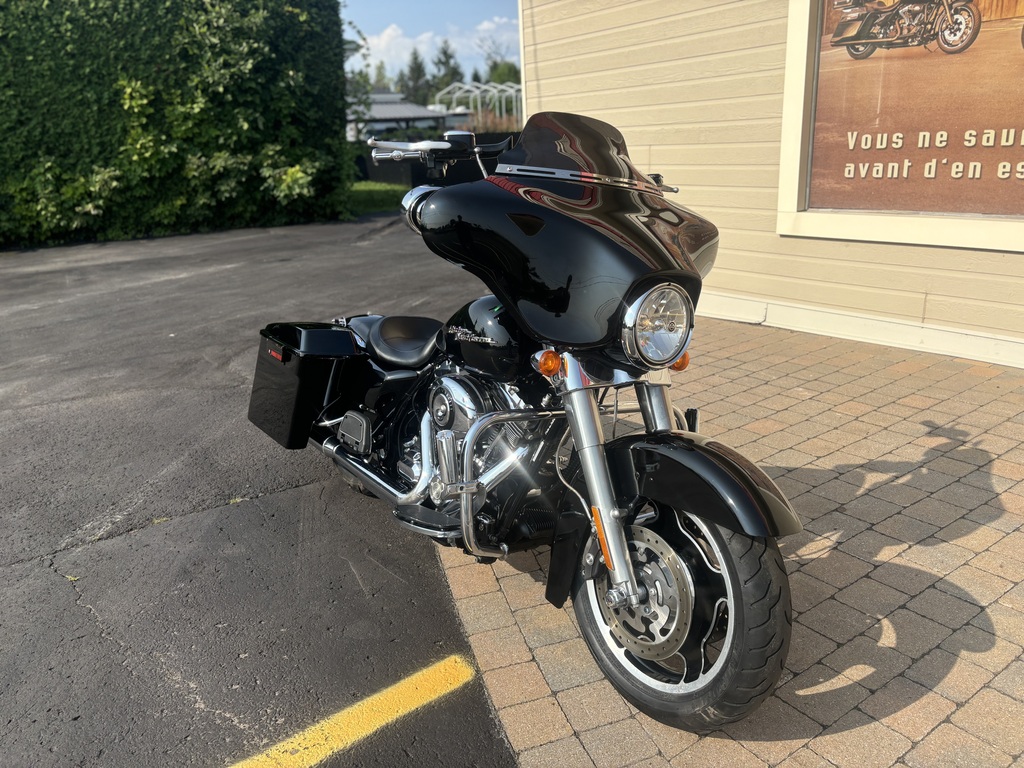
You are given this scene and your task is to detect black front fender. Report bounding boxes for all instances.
[545,432,802,607]
[610,432,802,538]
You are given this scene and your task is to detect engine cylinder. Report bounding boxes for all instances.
[430,375,490,436]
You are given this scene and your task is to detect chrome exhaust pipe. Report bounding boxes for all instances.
[320,435,401,503]
[319,408,567,559]
[317,412,436,506]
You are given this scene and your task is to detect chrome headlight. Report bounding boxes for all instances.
[621,284,694,368]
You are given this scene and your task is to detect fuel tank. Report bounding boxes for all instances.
[442,295,538,381]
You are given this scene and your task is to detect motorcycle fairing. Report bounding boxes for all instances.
[415,112,718,352]
[544,431,802,608]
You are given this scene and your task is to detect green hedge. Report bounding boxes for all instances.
[0,0,352,249]
[348,181,407,218]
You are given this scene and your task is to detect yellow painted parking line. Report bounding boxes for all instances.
[232,654,475,768]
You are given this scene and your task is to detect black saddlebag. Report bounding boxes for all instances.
[248,322,360,449]
[832,18,867,44]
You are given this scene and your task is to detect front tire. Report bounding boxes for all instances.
[572,505,791,731]
[937,5,980,53]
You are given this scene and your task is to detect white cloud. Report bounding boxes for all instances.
[363,24,433,76]
[361,16,519,83]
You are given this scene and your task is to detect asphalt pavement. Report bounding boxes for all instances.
[0,218,516,767]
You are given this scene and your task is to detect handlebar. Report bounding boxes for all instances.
[367,131,675,192]
[371,148,433,163]
[367,131,513,179]
[369,139,455,159]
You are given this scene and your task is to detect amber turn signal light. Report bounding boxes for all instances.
[535,350,562,377]
[670,352,690,372]
[590,507,614,572]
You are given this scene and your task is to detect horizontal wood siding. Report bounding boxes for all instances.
[521,0,1024,353]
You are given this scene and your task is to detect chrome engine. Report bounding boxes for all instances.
[396,373,526,507]
[430,375,491,437]
[896,3,925,39]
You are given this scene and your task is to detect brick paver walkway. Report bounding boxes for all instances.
[437,317,1024,767]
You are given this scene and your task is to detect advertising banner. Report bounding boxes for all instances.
[808,3,1024,217]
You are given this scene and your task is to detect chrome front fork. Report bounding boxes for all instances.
[940,0,955,26]
[559,355,675,609]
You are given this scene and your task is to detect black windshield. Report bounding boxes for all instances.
[496,111,654,186]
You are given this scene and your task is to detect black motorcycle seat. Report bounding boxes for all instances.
[345,314,382,344]
[365,315,443,368]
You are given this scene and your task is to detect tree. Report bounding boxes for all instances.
[395,47,430,104]
[0,0,352,248]
[344,15,372,130]
[476,34,520,85]
[487,60,520,85]
[431,39,464,94]
[347,67,373,129]
[372,61,391,91]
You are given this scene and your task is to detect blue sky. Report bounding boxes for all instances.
[343,1,520,81]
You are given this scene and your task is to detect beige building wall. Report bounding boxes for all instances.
[518,0,1024,367]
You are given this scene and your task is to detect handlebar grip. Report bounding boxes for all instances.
[367,138,453,152]
[371,148,422,162]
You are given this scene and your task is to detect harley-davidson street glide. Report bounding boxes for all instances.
[831,0,981,58]
[248,112,801,730]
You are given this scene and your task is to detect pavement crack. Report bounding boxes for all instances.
[45,555,254,735]
[18,504,214,565]
[7,478,334,568]
[153,654,253,733]
[46,556,133,661]
[3,553,53,568]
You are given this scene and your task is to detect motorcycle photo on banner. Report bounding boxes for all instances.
[247,112,802,731]
[808,0,1024,219]
[831,0,981,58]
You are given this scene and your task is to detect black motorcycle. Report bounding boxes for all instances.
[247,112,801,730]
[831,0,981,58]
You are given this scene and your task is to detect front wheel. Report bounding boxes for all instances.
[937,5,981,53]
[572,505,791,731]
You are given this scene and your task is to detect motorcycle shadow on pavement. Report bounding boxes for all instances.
[730,420,1001,740]
[473,415,1001,739]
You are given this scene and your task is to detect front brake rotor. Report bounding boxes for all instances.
[595,525,694,661]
